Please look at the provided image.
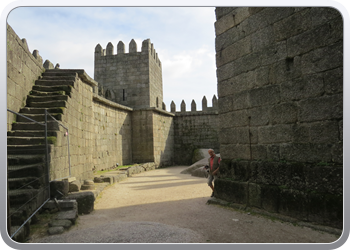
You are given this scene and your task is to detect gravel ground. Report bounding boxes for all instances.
[32,166,341,244]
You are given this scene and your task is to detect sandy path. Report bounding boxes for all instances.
[36,166,340,243]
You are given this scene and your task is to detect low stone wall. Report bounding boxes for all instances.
[216,159,342,228]
[174,111,219,165]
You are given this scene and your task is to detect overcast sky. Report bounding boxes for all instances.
[7,6,218,111]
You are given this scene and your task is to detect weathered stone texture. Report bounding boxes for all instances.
[174,110,219,165]
[94,39,162,109]
[7,24,45,130]
[215,7,343,228]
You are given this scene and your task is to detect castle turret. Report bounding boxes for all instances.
[94,39,163,109]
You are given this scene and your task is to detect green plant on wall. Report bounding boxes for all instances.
[47,136,57,146]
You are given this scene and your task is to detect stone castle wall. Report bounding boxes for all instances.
[49,71,134,182]
[171,97,219,165]
[7,24,45,130]
[214,7,343,228]
[152,110,175,166]
[94,39,163,109]
[6,22,219,191]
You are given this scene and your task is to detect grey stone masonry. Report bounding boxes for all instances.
[214,7,343,229]
[6,23,55,130]
[94,39,163,110]
[172,96,219,165]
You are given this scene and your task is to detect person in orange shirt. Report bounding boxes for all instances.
[207,149,220,197]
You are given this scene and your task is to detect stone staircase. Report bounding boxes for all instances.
[7,69,76,241]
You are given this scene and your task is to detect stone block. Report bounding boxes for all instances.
[287,21,333,58]
[305,165,343,194]
[55,209,78,224]
[50,180,69,198]
[251,25,275,52]
[69,180,81,192]
[100,175,114,184]
[214,9,237,36]
[219,110,249,128]
[260,41,287,66]
[280,143,332,163]
[273,8,312,42]
[251,145,267,160]
[247,106,270,126]
[49,219,72,229]
[230,160,253,182]
[301,42,342,75]
[219,127,250,144]
[215,179,248,204]
[258,124,293,144]
[64,192,95,215]
[280,75,324,102]
[253,161,290,186]
[299,94,343,122]
[81,180,95,190]
[94,177,104,183]
[308,121,339,144]
[324,67,343,95]
[260,184,280,213]
[215,7,238,20]
[279,188,308,221]
[216,61,236,82]
[220,144,251,160]
[216,36,252,67]
[47,226,64,235]
[249,85,280,108]
[115,173,127,182]
[269,103,298,125]
[248,183,261,208]
[218,71,254,98]
[234,52,261,76]
[310,7,342,27]
[331,142,343,164]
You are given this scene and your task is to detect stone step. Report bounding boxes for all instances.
[9,187,49,226]
[7,144,51,155]
[8,176,43,190]
[11,121,59,131]
[20,107,65,115]
[27,95,68,104]
[35,80,75,87]
[26,100,67,108]
[7,136,55,146]
[8,189,40,206]
[32,85,73,94]
[16,113,62,123]
[7,162,45,178]
[7,130,58,138]
[7,154,45,165]
[42,71,78,77]
[29,89,68,97]
[40,76,77,81]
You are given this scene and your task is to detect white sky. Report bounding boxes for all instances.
[6,6,218,111]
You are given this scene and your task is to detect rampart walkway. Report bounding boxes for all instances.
[34,166,339,243]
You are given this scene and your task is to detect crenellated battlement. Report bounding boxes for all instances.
[94,39,161,67]
[94,38,163,109]
[170,95,218,114]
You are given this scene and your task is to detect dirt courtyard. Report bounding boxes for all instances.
[32,166,341,244]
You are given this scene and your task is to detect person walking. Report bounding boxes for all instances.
[207,149,220,197]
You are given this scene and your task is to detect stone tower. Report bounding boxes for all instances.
[94,39,163,109]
